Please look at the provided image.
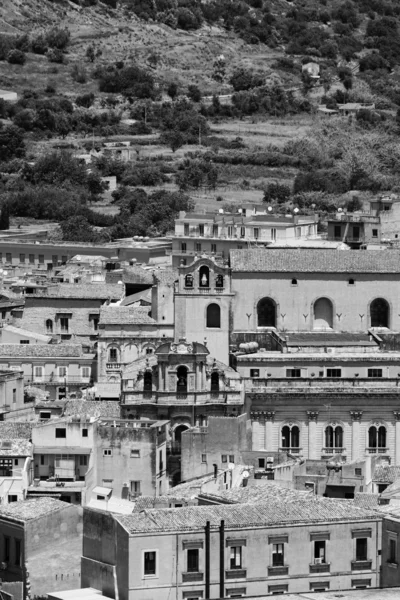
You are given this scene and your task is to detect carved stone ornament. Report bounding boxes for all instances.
[350,411,363,421]
[307,411,319,421]
[394,411,400,421]
[171,342,193,354]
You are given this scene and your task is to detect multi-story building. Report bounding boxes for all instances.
[171,210,319,267]
[327,212,381,248]
[0,497,82,598]
[29,416,95,504]
[0,369,25,420]
[93,418,170,499]
[0,344,95,401]
[0,438,33,504]
[81,487,382,599]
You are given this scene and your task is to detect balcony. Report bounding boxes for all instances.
[279,447,302,454]
[322,448,346,455]
[309,562,330,574]
[366,448,388,454]
[268,566,288,576]
[25,376,92,386]
[351,560,372,571]
[122,390,242,406]
[246,378,400,393]
[106,363,122,370]
[225,569,246,580]
[182,572,204,583]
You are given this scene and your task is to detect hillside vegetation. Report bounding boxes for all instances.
[0,0,400,241]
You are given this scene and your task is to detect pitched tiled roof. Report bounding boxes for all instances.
[100,306,155,325]
[373,465,400,484]
[353,492,380,510]
[230,249,400,273]
[152,268,178,285]
[120,290,151,306]
[0,344,83,357]
[0,422,32,439]
[0,439,32,456]
[63,399,120,419]
[0,497,70,522]
[199,481,312,505]
[117,493,380,534]
[122,267,154,285]
[35,283,124,299]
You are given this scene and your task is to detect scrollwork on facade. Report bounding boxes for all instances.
[306,411,319,422]
[350,411,363,421]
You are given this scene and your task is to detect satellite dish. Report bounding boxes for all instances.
[242,470,249,478]
[228,462,235,471]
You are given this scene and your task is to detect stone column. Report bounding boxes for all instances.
[394,412,400,466]
[350,411,363,461]
[265,411,275,451]
[307,411,319,459]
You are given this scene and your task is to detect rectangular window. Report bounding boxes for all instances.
[221,455,227,463]
[355,468,362,476]
[227,226,233,238]
[334,225,341,238]
[286,369,301,378]
[103,449,112,456]
[159,449,163,472]
[271,228,276,241]
[6,253,11,263]
[184,224,189,235]
[14,540,21,567]
[144,551,157,576]
[253,228,259,240]
[250,369,260,378]
[62,255,68,263]
[12,388,16,404]
[230,546,242,569]
[131,449,140,458]
[40,454,47,466]
[356,538,368,562]
[258,458,266,469]
[272,544,284,567]
[55,428,66,438]
[39,254,44,264]
[389,538,397,564]
[52,255,58,265]
[187,548,199,572]
[213,225,218,237]
[195,243,201,252]
[199,224,204,236]
[29,254,35,264]
[19,254,25,264]
[296,226,301,238]
[368,368,382,378]
[229,455,235,463]
[353,226,360,240]
[4,536,10,561]
[326,369,341,378]
[130,480,141,495]
[81,367,91,378]
[240,226,246,238]
[109,348,118,362]
[82,428,88,437]
[372,229,378,238]
[20,340,29,344]
[79,455,88,466]
[201,454,207,463]
[8,495,18,503]
[58,367,67,378]
[314,540,326,563]
[211,243,217,253]
[60,317,69,332]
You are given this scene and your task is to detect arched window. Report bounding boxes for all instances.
[325,425,343,449]
[176,366,188,395]
[143,371,152,393]
[199,266,210,288]
[108,347,118,363]
[368,425,386,450]
[211,372,219,394]
[257,297,276,328]
[281,425,300,451]
[215,274,224,288]
[313,297,333,330]
[174,424,189,443]
[46,319,53,333]
[207,304,221,328]
[370,298,389,328]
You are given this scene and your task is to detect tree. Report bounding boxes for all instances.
[0,203,10,230]
[46,26,71,50]
[60,216,99,242]
[187,85,201,102]
[7,49,26,65]
[167,82,179,100]
[164,130,185,152]
[86,44,96,63]
[0,125,25,161]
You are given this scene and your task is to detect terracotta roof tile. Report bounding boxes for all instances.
[0,439,32,456]
[0,422,32,439]
[0,497,70,522]
[230,249,400,273]
[100,306,155,325]
[34,283,124,299]
[63,399,120,419]
[373,465,400,484]
[0,344,83,357]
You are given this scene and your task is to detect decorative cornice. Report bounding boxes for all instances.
[250,410,273,421]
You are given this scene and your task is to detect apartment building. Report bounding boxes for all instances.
[0,438,33,505]
[327,212,381,248]
[171,210,318,267]
[81,488,382,599]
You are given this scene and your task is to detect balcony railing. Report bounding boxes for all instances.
[225,569,246,580]
[122,391,242,405]
[106,363,122,370]
[25,376,92,385]
[309,562,330,574]
[351,560,372,571]
[182,572,204,582]
[322,448,346,455]
[246,378,400,392]
[279,447,302,454]
[366,447,388,454]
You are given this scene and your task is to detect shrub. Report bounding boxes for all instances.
[31,33,48,55]
[0,34,15,60]
[75,92,95,108]
[263,182,291,204]
[7,49,26,65]
[47,48,64,63]
[187,85,201,102]
[45,26,70,50]
[71,63,87,84]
